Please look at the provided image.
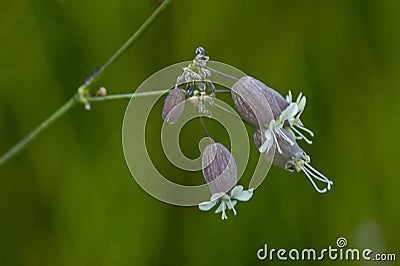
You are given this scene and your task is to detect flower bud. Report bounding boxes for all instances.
[162,88,186,124]
[95,87,107,96]
[231,76,284,128]
[202,142,237,194]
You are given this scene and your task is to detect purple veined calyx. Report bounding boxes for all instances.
[198,141,253,220]
[233,76,333,193]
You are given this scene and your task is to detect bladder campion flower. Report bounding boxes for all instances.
[199,185,253,220]
[161,47,333,221]
[198,142,253,219]
[254,128,333,193]
[231,75,333,193]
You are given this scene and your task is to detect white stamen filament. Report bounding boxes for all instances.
[226,199,237,216]
[276,127,294,146]
[220,202,228,220]
[291,126,313,144]
[304,163,333,190]
[294,124,314,137]
[301,166,327,193]
[299,163,333,193]
[271,131,283,153]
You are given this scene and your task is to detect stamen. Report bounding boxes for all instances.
[271,131,283,154]
[226,199,237,216]
[220,202,228,220]
[304,163,333,190]
[301,166,328,193]
[294,124,314,137]
[276,127,294,145]
[291,126,313,144]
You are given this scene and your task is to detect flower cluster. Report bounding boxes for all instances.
[161,47,333,220]
[162,47,216,122]
[232,76,333,193]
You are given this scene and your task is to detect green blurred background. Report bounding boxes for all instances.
[1,0,399,265]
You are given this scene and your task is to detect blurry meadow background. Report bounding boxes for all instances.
[0,0,399,265]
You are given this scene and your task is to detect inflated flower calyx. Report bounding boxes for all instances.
[202,142,237,194]
[162,88,186,124]
[231,76,275,128]
[231,76,290,128]
[253,128,333,193]
[199,141,254,220]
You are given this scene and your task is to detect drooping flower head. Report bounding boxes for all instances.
[253,128,333,193]
[198,142,253,219]
[231,75,333,193]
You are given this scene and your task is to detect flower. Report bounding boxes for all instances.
[258,102,298,154]
[285,90,314,144]
[162,88,186,124]
[199,142,254,219]
[199,185,253,220]
[254,128,333,193]
[173,48,215,117]
[231,76,315,149]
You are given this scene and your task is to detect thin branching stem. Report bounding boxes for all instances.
[205,66,239,81]
[88,90,168,103]
[0,2,171,168]
[0,98,76,166]
[199,116,213,144]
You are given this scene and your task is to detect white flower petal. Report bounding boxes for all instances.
[298,96,306,112]
[225,199,238,210]
[198,200,217,211]
[210,192,225,201]
[286,90,292,103]
[296,92,303,105]
[280,103,298,122]
[268,119,276,130]
[233,189,254,201]
[259,135,273,154]
[230,185,244,198]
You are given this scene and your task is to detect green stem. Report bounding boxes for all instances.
[88,90,168,103]
[0,90,168,167]
[0,1,171,168]
[0,98,77,166]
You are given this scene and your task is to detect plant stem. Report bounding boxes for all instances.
[0,2,171,168]
[88,90,168,103]
[0,90,169,167]
[199,116,213,144]
[0,98,77,166]
[205,66,239,81]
